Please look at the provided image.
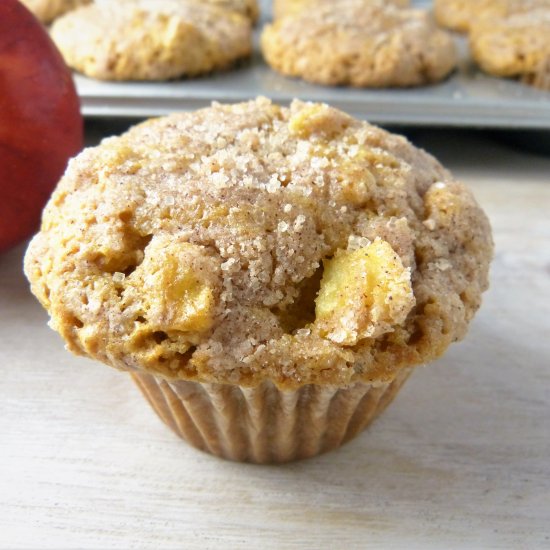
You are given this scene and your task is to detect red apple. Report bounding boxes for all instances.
[0,0,83,253]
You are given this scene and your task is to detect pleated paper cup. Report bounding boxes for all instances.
[131,368,412,464]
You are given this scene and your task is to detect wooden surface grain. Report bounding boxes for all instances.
[1,128,549,549]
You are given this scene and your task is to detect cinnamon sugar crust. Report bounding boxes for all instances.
[25,98,493,389]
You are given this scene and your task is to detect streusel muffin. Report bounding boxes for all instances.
[50,0,252,81]
[262,1,457,87]
[25,98,493,463]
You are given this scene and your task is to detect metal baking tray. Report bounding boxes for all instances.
[76,0,550,128]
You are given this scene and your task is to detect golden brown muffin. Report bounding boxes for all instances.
[434,0,550,33]
[262,1,457,87]
[205,0,259,22]
[273,0,409,19]
[20,0,91,24]
[522,56,550,89]
[25,98,493,462]
[470,9,550,77]
[97,0,260,22]
[50,0,252,81]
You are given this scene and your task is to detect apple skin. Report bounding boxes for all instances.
[0,0,83,253]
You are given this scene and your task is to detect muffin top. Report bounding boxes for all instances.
[205,0,259,22]
[434,0,550,33]
[25,98,492,389]
[50,0,252,81]
[106,0,260,22]
[261,1,457,87]
[470,9,550,77]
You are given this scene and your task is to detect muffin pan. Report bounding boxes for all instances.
[75,0,550,128]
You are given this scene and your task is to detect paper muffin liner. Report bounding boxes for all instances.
[131,368,413,464]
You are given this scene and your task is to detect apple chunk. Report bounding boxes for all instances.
[0,0,83,253]
[315,238,415,345]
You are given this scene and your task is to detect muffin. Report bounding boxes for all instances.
[94,0,260,22]
[262,1,457,87]
[204,0,259,23]
[434,0,550,33]
[50,0,252,81]
[470,9,550,78]
[25,98,493,463]
[20,0,91,24]
[273,0,409,20]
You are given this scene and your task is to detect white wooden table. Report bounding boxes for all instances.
[1,128,549,549]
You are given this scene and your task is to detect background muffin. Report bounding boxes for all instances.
[204,0,259,22]
[101,0,260,23]
[470,9,550,78]
[50,0,252,81]
[20,0,91,24]
[434,0,550,33]
[262,1,457,87]
[273,0,410,19]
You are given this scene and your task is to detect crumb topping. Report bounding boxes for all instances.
[25,98,493,388]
